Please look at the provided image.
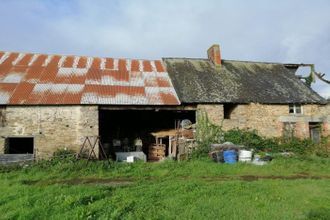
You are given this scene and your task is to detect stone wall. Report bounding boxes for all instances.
[0,106,98,159]
[197,103,330,138]
[197,105,223,125]
[318,104,330,137]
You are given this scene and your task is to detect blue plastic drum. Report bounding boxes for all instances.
[223,150,237,164]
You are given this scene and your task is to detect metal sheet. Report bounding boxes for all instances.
[0,51,180,105]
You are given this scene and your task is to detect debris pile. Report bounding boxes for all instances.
[208,142,272,165]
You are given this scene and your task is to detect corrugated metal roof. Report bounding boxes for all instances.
[0,51,180,105]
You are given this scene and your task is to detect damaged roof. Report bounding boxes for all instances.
[164,58,325,104]
[0,51,180,105]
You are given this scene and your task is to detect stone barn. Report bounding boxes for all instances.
[165,45,329,140]
[0,44,328,160]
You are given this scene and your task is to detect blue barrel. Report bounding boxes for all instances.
[223,150,237,164]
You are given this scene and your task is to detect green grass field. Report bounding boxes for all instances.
[1,156,330,219]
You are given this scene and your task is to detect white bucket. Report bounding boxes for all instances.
[239,150,252,162]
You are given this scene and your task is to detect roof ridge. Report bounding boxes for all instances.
[0,50,162,62]
[163,57,303,66]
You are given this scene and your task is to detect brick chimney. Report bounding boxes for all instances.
[207,44,221,67]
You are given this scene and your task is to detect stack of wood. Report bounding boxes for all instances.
[148,144,166,161]
[149,120,196,161]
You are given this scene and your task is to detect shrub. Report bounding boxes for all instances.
[223,128,279,151]
[192,111,329,157]
[308,136,330,158]
[43,148,77,166]
[53,148,76,159]
[193,110,224,157]
[277,137,314,154]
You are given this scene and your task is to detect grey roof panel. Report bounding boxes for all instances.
[164,58,325,104]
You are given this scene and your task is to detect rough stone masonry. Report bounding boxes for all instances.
[0,106,98,159]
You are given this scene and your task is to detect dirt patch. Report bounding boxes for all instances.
[22,178,134,187]
[201,174,330,182]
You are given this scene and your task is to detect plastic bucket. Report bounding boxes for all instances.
[239,150,252,162]
[223,150,237,164]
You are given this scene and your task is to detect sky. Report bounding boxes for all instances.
[0,0,329,98]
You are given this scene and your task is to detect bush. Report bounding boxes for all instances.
[53,148,76,158]
[49,148,76,164]
[277,138,314,154]
[308,136,330,158]
[223,128,278,151]
[193,110,224,158]
[192,111,329,158]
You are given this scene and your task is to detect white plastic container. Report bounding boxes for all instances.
[127,156,134,163]
[238,150,253,162]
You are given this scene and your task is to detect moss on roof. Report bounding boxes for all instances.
[164,58,325,104]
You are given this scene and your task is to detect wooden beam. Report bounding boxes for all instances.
[99,105,197,111]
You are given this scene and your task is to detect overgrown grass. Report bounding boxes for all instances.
[1,156,330,219]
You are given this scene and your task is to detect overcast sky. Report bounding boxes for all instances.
[0,0,329,98]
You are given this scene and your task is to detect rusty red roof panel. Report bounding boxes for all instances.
[17,53,33,66]
[10,82,35,104]
[0,51,180,105]
[0,83,17,104]
[105,58,114,69]
[0,53,19,77]
[77,56,87,68]
[143,60,153,72]
[131,60,140,72]
[62,56,74,68]
[155,60,166,72]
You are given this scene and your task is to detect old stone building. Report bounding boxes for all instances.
[165,45,329,141]
[0,45,328,159]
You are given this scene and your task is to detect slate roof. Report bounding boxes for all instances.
[0,51,180,105]
[164,58,326,104]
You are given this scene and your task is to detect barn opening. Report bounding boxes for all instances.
[4,137,34,154]
[99,109,196,161]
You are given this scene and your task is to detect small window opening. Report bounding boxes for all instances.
[224,104,237,119]
[289,104,302,114]
[4,137,34,154]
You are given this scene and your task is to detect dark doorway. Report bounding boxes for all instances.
[309,122,321,143]
[5,137,34,154]
[99,109,196,159]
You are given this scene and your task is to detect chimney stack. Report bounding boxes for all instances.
[207,44,221,67]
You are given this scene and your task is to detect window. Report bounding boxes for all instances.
[4,137,34,154]
[289,104,302,114]
[223,104,237,119]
